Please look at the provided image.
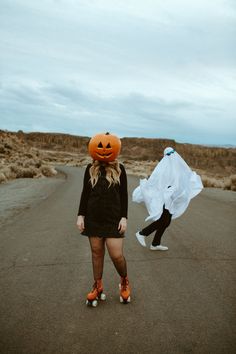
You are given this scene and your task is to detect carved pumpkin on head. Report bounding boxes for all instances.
[88,132,121,162]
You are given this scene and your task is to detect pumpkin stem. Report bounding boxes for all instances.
[105,132,110,135]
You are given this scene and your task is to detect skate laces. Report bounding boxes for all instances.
[121,277,129,291]
[90,282,97,293]
[93,280,103,293]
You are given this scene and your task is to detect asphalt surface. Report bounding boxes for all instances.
[0,166,235,354]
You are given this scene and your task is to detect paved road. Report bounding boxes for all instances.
[0,166,235,354]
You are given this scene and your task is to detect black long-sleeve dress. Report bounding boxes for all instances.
[78,163,128,238]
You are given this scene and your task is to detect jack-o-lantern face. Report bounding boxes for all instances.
[88,132,121,162]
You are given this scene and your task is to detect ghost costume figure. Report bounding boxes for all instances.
[132,147,203,250]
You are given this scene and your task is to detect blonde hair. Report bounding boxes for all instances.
[89,160,121,187]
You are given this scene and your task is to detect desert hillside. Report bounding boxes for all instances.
[0,131,57,183]
[15,131,236,174]
[0,130,236,190]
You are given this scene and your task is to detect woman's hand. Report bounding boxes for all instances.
[118,217,127,234]
[77,215,85,232]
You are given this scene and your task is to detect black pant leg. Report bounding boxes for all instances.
[141,220,160,236]
[152,209,172,246]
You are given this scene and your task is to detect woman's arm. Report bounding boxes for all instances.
[77,164,91,217]
[77,215,85,232]
[119,163,128,219]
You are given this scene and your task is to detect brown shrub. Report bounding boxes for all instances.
[22,158,42,168]
[223,180,231,190]
[0,144,6,153]
[23,152,34,158]
[40,165,57,177]
[4,142,13,150]
[201,175,223,188]
[10,164,21,175]
[1,166,14,179]
[0,172,6,183]
[22,168,38,178]
[230,174,236,191]
[10,164,38,178]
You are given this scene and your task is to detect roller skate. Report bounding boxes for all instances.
[86,279,106,307]
[119,276,131,304]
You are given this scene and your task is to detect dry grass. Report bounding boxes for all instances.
[1,130,236,191]
[0,131,57,183]
[0,172,6,183]
[123,161,236,191]
[14,131,236,177]
[122,159,158,178]
[226,175,236,191]
[40,165,57,177]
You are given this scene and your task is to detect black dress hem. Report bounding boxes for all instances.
[81,232,125,239]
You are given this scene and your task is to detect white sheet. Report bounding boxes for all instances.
[132,147,203,221]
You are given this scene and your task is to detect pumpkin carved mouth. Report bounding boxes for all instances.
[96,152,113,159]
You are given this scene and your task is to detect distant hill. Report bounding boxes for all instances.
[1,130,236,190]
[11,130,236,177]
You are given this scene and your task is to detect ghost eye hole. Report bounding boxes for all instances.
[106,143,111,148]
[98,142,103,148]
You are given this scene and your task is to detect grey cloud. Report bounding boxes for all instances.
[0,0,236,145]
[1,81,234,144]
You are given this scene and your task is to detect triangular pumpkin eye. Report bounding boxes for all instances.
[98,142,103,148]
[106,143,111,148]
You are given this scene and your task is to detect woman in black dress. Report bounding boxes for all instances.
[76,133,130,306]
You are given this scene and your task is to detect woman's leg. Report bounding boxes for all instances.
[152,209,172,246]
[105,238,127,277]
[89,237,105,280]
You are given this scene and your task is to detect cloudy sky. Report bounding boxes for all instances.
[1,0,236,145]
